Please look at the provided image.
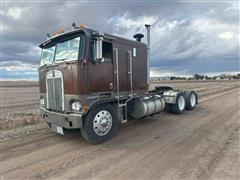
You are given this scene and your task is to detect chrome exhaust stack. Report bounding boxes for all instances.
[145,24,150,87]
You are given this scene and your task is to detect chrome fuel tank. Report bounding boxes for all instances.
[129,95,165,119]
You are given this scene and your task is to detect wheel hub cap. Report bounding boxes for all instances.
[93,110,112,136]
[190,94,196,107]
[178,96,185,111]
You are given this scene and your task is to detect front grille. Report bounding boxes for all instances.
[46,70,64,112]
[47,78,55,109]
[54,78,63,111]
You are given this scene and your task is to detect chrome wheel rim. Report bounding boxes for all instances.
[93,110,112,136]
[178,95,185,111]
[190,93,196,107]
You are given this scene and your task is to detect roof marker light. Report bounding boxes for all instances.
[72,22,76,30]
[46,33,51,39]
[80,24,86,29]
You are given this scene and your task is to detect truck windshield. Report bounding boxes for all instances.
[40,46,55,66]
[40,36,84,66]
[55,37,80,62]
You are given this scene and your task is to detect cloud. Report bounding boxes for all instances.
[0,61,38,80]
[218,31,234,40]
[7,7,23,19]
[0,61,38,71]
[108,12,158,32]
[1,1,239,79]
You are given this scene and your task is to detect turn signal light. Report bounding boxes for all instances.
[82,105,89,113]
[59,28,65,33]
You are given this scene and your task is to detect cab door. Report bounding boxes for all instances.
[113,44,133,96]
[88,41,114,93]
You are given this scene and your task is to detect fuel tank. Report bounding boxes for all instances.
[129,95,165,119]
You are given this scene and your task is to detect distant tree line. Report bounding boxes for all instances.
[193,73,240,80]
[194,74,207,80]
[150,73,240,81]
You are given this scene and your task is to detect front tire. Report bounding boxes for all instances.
[81,104,117,144]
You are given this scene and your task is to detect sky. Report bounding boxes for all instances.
[1,0,239,80]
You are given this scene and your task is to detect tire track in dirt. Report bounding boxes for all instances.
[67,88,239,179]
[1,87,239,180]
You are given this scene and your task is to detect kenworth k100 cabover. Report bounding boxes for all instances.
[39,24,198,144]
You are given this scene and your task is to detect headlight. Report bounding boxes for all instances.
[71,101,82,111]
[40,98,45,106]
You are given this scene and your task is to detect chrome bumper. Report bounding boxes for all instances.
[40,108,83,129]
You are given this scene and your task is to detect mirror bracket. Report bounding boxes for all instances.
[95,36,103,60]
[92,32,104,61]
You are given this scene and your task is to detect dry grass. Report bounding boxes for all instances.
[1,110,42,130]
[1,81,41,130]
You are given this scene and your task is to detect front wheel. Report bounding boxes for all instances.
[81,104,117,144]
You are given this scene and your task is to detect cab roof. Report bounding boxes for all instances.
[39,27,146,49]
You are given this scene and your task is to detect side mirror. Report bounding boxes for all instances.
[95,36,103,60]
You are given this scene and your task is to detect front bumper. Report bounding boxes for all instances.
[40,108,83,129]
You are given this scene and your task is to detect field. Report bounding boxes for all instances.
[0,81,40,130]
[1,80,240,179]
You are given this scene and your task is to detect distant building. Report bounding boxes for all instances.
[150,76,175,81]
[215,77,221,80]
[159,77,174,81]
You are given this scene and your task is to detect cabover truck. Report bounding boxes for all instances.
[39,23,198,144]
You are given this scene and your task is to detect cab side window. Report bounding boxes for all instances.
[102,41,112,63]
[89,40,113,63]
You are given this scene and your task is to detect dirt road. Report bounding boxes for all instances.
[1,87,239,180]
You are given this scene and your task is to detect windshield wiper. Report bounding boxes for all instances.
[56,58,71,65]
[56,58,66,61]
[41,63,52,68]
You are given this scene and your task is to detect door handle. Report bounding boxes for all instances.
[109,82,113,90]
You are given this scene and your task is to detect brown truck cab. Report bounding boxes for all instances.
[39,24,198,144]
